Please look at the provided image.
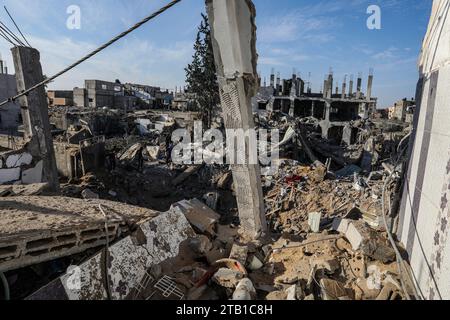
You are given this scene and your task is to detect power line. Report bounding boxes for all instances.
[0,0,182,108]
[4,6,32,47]
[0,20,26,46]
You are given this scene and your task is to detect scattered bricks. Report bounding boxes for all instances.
[212,268,244,289]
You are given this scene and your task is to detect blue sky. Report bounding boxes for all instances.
[0,0,432,108]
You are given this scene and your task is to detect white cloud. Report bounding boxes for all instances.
[0,33,193,91]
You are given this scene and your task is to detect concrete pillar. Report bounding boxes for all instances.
[325,101,331,122]
[12,46,59,191]
[276,72,281,94]
[342,76,347,99]
[206,0,267,239]
[367,71,374,101]
[289,98,295,117]
[356,73,362,99]
[270,69,275,88]
[327,73,333,99]
[349,74,354,97]
[311,100,316,117]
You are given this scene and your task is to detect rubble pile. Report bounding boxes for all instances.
[51,108,414,301]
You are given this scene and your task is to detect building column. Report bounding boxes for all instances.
[206,0,267,239]
[12,46,59,191]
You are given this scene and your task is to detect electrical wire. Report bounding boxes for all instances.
[4,6,31,47]
[0,27,15,46]
[381,140,424,300]
[382,170,412,300]
[0,21,26,46]
[0,0,182,108]
[98,204,112,300]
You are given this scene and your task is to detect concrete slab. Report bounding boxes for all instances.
[27,208,195,300]
[0,196,157,272]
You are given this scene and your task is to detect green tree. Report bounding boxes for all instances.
[185,13,220,127]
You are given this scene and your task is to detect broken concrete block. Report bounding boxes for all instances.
[0,167,21,184]
[286,285,297,300]
[27,208,195,300]
[332,218,351,234]
[232,278,256,300]
[22,160,43,184]
[188,235,213,257]
[212,268,244,289]
[345,221,365,250]
[320,279,352,300]
[229,244,248,266]
[337,220,393,262]
[81,188,99,200]
[6,152,33,168]
[172,199,220,236]
[247,256,264,271]
[308,212,322,233]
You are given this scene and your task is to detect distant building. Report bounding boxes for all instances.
[172,91,196,111]
[0,64,20,134]
[74,80,137,110]
[124,83,174,109]
[253,70,377,144]
[47,90,73,107]
[388,98,415,123]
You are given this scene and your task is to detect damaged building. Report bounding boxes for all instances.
[253,70,377,145]
[0,0,449,303]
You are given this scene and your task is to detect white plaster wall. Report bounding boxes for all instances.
[399,0,450,299]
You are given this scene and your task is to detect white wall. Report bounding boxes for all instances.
[398,0,450,300]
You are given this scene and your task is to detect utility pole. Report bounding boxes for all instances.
[206,0,267,239]
[12,46,59,191]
